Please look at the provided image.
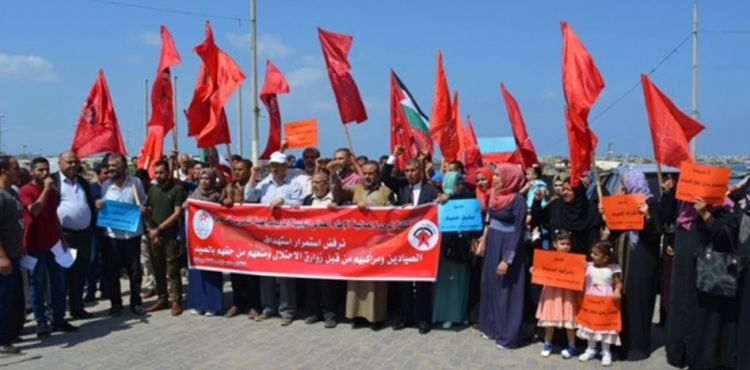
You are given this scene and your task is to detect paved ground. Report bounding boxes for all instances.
[0,279,674,370]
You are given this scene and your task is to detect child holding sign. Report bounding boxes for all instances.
[535,230,579,359]
[577,240,622,367]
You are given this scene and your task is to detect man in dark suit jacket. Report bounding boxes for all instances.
[52,151,97,319]
[381,145,441,334]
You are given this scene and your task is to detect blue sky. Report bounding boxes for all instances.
[1,1,748,159]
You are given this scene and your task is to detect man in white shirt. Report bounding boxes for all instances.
[245,151,303,326]
[52,151,96,319]
[96,153,147,317]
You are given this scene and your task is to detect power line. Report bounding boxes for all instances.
[88,0,247,24]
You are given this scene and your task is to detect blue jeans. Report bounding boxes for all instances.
[0,258,21,345]
[28,250,67,326]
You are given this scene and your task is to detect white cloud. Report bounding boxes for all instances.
[541,90,559,101]
[226,33,294,58]
[300,54,322,66]
[137,30,161,46]
[309,100,335,112]
[286,66,325,89]
[0,52,59,82]
[363,97,386,111]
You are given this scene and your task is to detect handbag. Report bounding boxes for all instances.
[695,223,743,297]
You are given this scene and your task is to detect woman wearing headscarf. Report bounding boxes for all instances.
[613,170,663,361]
[433,173,477,329]
[467,167,494,328]
[478,164,527,349]
[531,173,604,256]
[666,195,738,369]
[187,168,225,316]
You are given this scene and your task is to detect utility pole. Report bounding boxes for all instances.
[0,113,4,154]
[250,0,260,164]
[237,85,243,157]
[690,0,699,158]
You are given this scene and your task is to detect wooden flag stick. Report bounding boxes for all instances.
[656,162,664,196]
[590,153,604,202]
[342,124,355,155]
[225,143,233,159]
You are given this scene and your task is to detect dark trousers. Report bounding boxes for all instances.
[102,236,142,308]
[62,228,92,313]
[0,258,21,346]
[305,279,340,320]
[230,273,260,311]
[398,281,433,324]
[150,237,182,304]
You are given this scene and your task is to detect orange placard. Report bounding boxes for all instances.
[284,119,318,149]
[675,161,731,205]
[575,295,622,331]
[601,194,646,231]
[531,249,586,291]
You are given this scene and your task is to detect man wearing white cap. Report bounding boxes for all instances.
[244,151,303,326]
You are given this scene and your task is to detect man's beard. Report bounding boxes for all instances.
[363,179,378,190]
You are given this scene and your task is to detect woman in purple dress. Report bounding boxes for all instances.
[479,163,527,349]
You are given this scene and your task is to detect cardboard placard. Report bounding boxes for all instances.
[284,119,319,149]
[575,295,622,331]
[531,249,586,291]
[601,194,646,230]
[675,161,731,205]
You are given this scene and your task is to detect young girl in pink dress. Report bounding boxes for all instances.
[577,240,622,367]
[535,230,579,359]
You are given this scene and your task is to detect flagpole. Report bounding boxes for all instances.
[690,0,699,158]
[172,75,179,152]
[342,124,355,155]
[590,153,604,202]
[237,85,243,157]
[656,162,665,196]
[144,79,149,136]
[250,0,260,164]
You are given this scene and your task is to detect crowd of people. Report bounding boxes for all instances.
[0,144,748,369]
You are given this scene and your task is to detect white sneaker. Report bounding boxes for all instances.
[496,344,507,350]
[601,352,612,367]
[442,321,453,329]
[578,348,597,362]
[190,309,203,315]
[480,333,493,340]
[540,343,552,357]
[205,311,216,317]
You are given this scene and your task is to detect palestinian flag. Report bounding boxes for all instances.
[392,71,433,155]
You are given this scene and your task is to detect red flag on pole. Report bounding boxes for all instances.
[463,115,483,186]
[259,60,290,160]
[641,74,704,168]
[185,21,245,148]
[561,21,605,187]
[71,69,127,158]
[390,70,418,169]
[452,91,467,163]
[429,50,458,162]
[500,83,539,169]
[147,25,181,136]
[318,27,367,124]
[135,129,164,174]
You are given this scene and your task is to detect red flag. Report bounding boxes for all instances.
[451,91,467,163]
[318,27,367,124]
[147,25,181,136]
[561,21,605,186]
[641,74,704,168]
[500,83,539,169]
[390,70,418,169]
[259,60,290,160]
[71,69,127,158]
[135,129,164,176]
[463,115,483,186]
[185,21,245,148]
[429,50,458,162]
